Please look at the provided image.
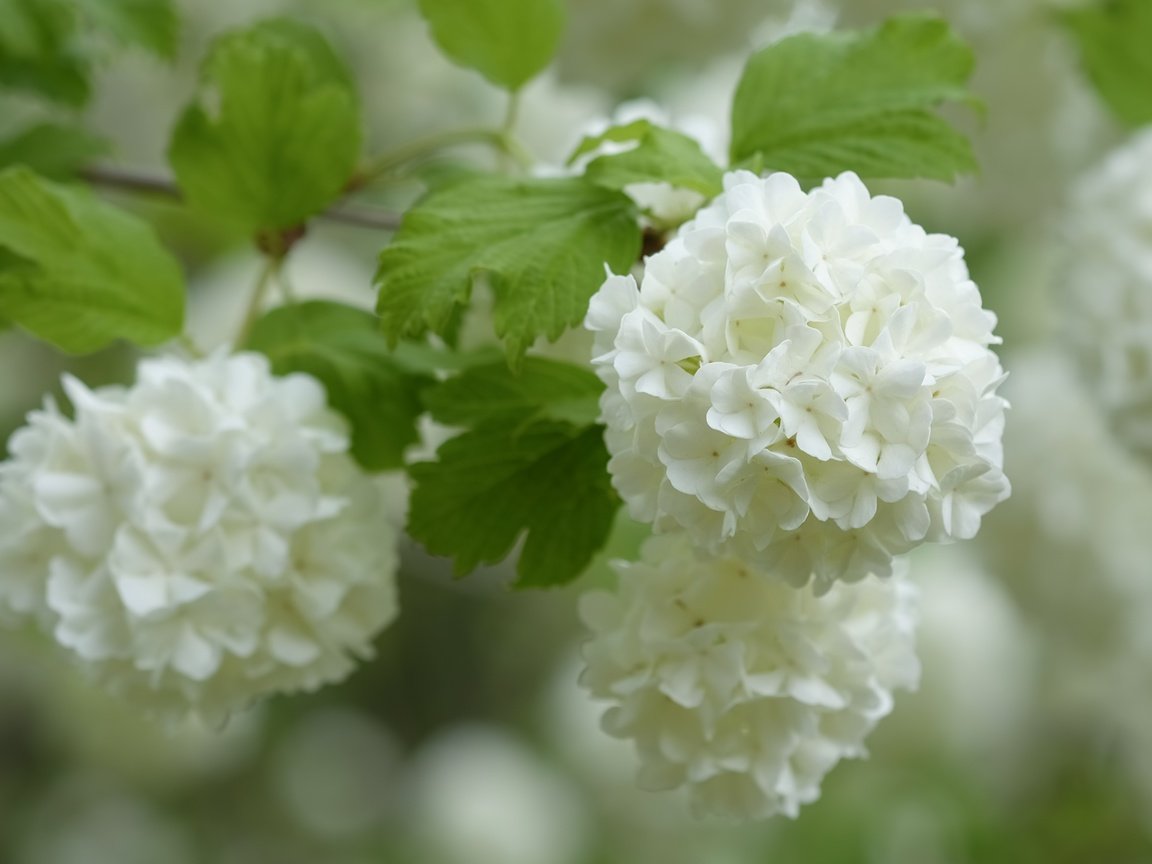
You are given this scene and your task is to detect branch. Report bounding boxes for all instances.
[79,165,403,232]
[320,202,402,231]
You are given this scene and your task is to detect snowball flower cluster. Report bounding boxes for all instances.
[587,170,1010,591]
[579,534,919,821]
[0,352,401,723]
[1059,128,1152,464]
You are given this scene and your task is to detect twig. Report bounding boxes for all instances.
[321,203,402,231]
[79,166,181,200]
[79,165,403,231]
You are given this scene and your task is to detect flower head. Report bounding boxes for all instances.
[1059,128,1152,464]
[0,352,401,723]
[579,534,918,821]
[587,170,1009,590]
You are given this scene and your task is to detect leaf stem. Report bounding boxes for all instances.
[353,127,508,186]
[178,332,205,358]
[235,255,281,348]
[497,91,533,172]
[502,90,521,136]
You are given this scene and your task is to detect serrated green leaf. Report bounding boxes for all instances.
[0,165,184,352]
[0,123,108,178]
[418,0,563,91]
[168,18,362,233]
[0,0,90,105]
[570,119,724,198]
[76,0,179,58]
[375,174,641,362]
[424,356,603,427]
[730,15,978,181]
[408,419,618,587]
[1063,0,1152,127]
[246,300,433,471]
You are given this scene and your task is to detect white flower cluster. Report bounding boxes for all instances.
[0,352,401,723]
[587,170,1010,591]
[1059,128,1152,464]
[579,534,918,821]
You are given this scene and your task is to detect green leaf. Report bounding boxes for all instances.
[246,300,433,472]
[418,0,563,91]
[168,18,362,233]
[408,420,618,587]
[408,351,617,587]
[375,174,641,362]
[0,123,108,178]
[424,356,603,427]
[0,166,184,352]
[0,0,90,105]
[730,15,978,181]
[76,0,179,58]
[570,119,724,198]
[1063,0,1152,127]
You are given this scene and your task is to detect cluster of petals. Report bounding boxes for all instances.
[587,169,1010,591]
[579,533,919,821]
[0,352,401,723]
[1059,128,1152,463]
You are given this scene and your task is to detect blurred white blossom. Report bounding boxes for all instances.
[579,533,919,821]
[270,707,402,840]
[879,546,1037,786]
[0,352,401,723]
[1059,128,1152,464]
[979,351,1152,740]
[408,725,590,864]
[18,778,194,864]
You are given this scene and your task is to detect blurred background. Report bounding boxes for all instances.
[3,0,1152,861]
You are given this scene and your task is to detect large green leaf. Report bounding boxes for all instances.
[375,174,640,362]
[418,0,563,91]
[0,166,184,352]
[247,300,433,471]
[408,419,618,588]
[1063,0,1152,127]
[168,18,362,233]
[0,123,108,178]
[730,15,978,181]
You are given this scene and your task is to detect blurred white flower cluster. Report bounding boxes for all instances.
[0,351,401,723]
[980,351,1152,804]
[1059,128,1152,464]
[580,534,918,821]
[587,170,1009,591]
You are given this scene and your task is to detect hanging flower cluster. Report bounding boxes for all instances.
[1059,128,1152,464]
[587,170,1009,592]
[579,533,919,821]
[0,352,401,723]
[578,168,1011,821]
